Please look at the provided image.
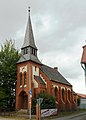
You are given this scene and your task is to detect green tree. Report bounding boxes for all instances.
[0,40,19,111]
[32,92,56,114]
[0,87,8,111]
[77,97,80,106]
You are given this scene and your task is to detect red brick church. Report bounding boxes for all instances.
[16,9,77,112]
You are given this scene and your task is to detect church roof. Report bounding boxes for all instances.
[77,93,86,99]
[41,65,71,86]
[35,76,46,85]
[17,53,41,64]
[22,9,37,49]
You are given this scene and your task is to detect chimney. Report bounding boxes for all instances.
[54,67,58,71]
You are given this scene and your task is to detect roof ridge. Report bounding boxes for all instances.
[42,64,56,70]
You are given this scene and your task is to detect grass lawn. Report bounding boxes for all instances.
[0,116,35,120]
[0,117,26,120]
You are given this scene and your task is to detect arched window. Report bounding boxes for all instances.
[32,48,34,54]
[24,72,26,85]
[68,90,71,101]
[54,87,57,97]
[62,89,65,102]
[31,48,37,56]
[35,66,37,71]
[26,48,28,54]
[74,98,76,103]
[23,48,28,55]
[20,73,22,85]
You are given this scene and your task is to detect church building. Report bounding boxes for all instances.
[16,9,77,112]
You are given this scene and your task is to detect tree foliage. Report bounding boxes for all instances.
[77,97,80,106]
[32,91,56,114]
[0,40,19,111]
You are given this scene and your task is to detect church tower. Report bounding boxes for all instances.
[16,8,41,110]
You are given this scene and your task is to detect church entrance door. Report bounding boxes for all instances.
[19,91,28,109]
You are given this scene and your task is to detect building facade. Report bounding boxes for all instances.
[16,9,77,112]
[77,93,86,109]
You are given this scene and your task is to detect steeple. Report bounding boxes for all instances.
[17,8,41,64]
[22,7,37,49]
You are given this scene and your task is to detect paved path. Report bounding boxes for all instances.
[0,112,86,120]
[52,112,86,120]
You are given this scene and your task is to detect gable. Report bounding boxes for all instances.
[35,76,46,85]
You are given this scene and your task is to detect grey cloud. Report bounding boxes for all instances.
[0,0,86,93]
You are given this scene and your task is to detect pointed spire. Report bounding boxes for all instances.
[22,7,37,49]
[17,8,41,64]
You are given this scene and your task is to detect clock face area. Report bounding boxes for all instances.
[20,66,27,73]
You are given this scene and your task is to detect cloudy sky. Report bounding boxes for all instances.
[0,0,86,94]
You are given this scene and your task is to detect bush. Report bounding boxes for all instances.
[32,91,56,114]
[77,97,80,106]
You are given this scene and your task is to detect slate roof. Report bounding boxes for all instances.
[40,65,71,86]
[34,76,45,85]
[17,53,41,64]
[22,12,37,49]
